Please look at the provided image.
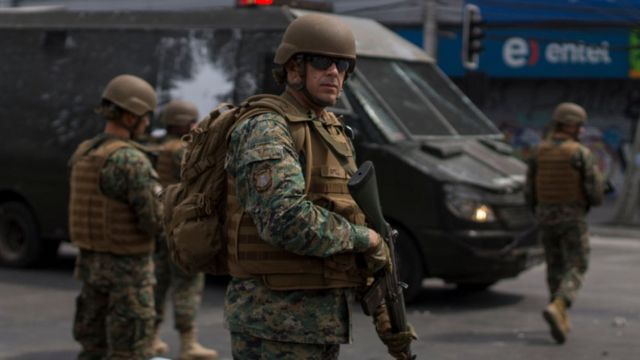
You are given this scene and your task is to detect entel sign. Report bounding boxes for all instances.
[502,37,612,68]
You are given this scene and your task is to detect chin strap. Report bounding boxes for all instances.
[302,87,329,108]
[118,114,144,139]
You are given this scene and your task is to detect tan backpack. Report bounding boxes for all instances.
[162,94,290,275]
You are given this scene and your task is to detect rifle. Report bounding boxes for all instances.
[348,160,415,359]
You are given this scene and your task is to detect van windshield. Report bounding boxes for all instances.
[351,58,499,139]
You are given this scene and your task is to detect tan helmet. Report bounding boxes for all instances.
[274,13,356,68]
[101,74,157,116]
[552,102,587,126]
[161,100,198,127]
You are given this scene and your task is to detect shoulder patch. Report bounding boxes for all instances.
[253,164,273,193]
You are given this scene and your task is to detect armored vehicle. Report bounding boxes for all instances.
[0,5,541,301]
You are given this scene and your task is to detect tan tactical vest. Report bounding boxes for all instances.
[225,94,368,290]
[69,138,154,255]
[156,137,183,187]
[535,137,587,206]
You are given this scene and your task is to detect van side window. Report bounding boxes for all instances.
[347,73,408,142]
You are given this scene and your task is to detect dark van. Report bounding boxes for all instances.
[0,5,541,301]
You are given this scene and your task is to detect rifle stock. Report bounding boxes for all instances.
[348,161,389,239]
[348,160,414,359]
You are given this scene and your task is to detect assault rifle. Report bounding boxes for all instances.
[348,160,415,359]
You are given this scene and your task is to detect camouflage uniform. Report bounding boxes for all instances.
[72,133,162,360]
[224,106,370,359]
[231,331,339,360]
[525,133,604,306]
[154,134,206,333]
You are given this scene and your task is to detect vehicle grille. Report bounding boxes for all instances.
[497,206,535,230]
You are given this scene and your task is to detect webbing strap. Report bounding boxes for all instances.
[309,120,356,176]
[309,183,350,194]
[182,156,216,182]
[310,120,351,157]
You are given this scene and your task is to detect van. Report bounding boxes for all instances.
[0,5,542,302]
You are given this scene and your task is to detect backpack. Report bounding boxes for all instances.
[162,94,289,275]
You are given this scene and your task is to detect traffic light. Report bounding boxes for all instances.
[462,4,485,70]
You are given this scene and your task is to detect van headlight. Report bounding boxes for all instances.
[444,184,496,223]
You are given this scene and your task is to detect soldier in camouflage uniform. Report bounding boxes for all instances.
[223,14,409,360]
[68,74,162,360]
[151,100,218,360]
[525,102,604,344]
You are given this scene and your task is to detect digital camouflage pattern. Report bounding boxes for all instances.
[231,331,340,360]
[73,250,155,360]
[225,112,370,255]
[539,221,589,305]
[525,134,604,307]
[224,111,371,345]
[99,134,163,237]
[73,134,162,359]
[154,237,205,331]
[154,135,206,332]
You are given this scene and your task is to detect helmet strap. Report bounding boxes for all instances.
[117,112,143,138]
[302,87,329,108]
[287,55,306,92]
[130,116,143,135]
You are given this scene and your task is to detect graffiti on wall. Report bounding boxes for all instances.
[479,78,640,194]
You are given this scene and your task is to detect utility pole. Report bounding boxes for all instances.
[423,0,438,59]
[612,115,640,225]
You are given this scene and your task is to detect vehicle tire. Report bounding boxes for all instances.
[455,281,497,292]
[0,201,49,267]
[394,227,423,304]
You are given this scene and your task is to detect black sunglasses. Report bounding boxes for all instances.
[305,55,354,73]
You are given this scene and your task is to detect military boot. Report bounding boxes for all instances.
[178,329,219,360]
[542,298,568,344]
[562,307,571,333]
[151,331,170,356]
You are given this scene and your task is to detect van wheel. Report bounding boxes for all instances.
[394,227,423,304]
[0,201,48,267]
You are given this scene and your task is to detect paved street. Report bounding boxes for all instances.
[1,229,639,360]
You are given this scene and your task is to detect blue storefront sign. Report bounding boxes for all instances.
[395,27,631,78]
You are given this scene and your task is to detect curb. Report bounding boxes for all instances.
[589,224,640,240]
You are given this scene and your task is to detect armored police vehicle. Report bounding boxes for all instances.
[0,4,541,302]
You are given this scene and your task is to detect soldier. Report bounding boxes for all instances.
[525,102,604,344]
[151,100,218,360]
[223,14,410,359]
[68,74,162,359]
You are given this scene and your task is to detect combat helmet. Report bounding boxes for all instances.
[161,100,198,127]
[552,102,587,126]
[274,13,356,72]
[102,74,157,116]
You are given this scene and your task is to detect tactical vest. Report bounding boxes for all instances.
[156,137,183,187]
[69,139,154,255]
[535,138,587,206]
[225,94,368,290]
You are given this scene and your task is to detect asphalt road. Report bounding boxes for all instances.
[0,231,639,360]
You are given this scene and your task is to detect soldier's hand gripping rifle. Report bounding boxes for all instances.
[348,161,417,360]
